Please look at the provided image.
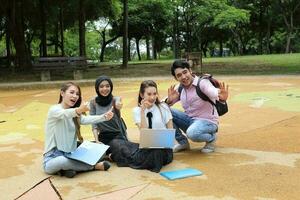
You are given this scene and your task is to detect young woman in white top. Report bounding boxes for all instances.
[107,80,173,172]
[133,80,173,129]
[43,82,113,178]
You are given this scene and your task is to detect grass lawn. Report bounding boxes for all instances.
[0,53,299,83]
[204,53,300,74]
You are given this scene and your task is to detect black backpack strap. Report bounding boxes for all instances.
[178,84,183,94]
[196,77,218,115]
[177,84,183,100]
[195,77,216,107]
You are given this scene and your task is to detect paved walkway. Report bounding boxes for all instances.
[1,75,300,199]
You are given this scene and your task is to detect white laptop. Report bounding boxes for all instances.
[139,129,175,149]
[65,141,109,165]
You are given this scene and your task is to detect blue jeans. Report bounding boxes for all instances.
[171,108,218,145]
[43,148,94,175]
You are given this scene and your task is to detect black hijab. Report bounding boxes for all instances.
[95,76,113,106]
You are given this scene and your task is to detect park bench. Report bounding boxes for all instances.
[183,52,202,71]
[33,56,87,81]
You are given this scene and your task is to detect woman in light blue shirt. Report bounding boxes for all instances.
[43,82,113,178]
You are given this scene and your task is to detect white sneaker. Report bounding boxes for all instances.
[173,143,190,153]
[200,140,216,153]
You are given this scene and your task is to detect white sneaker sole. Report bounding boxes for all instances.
[200,148,215,153]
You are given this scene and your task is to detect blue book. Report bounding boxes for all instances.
[160,168,203,180]
[65,141,109,165]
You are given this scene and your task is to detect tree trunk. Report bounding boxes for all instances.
[186,24,192,52]
[99,33,119,62]
[266,18,271,54]
[219,40,223,57]
[229,38,237,56]
[172,22,176,59]
[284,12,293,53]
[285,33,291,53]
[39,0,47,57]
[5,16,11,68]
[136,38,141,61]
[172,7,180,59]
[128,38,131,61]
[99,30,106,62]
[258,2,263,55]
[54,22,59,54]
[121,0,128,68]
[99,47,105,62]
[25,32,34,58]
[152,38,157,60]
[9,0,32,70]
[201,41,207,58]
[146,36,151,60]
[280,1,300,53]
[79,0,86,56]
[175,7,180,58]
[231,29,243,55]
[59,5,64,56]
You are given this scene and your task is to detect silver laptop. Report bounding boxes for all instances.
[65,141,109,165]
[139,129,175,149]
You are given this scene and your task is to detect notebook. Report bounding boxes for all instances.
[160,168,203,180]
[65,141,109,165]
[139,129,175,149]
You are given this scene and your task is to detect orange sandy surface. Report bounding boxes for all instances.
[0,75,299,200]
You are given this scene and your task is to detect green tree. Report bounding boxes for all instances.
[276,0,300,53]
[213,6,250,55]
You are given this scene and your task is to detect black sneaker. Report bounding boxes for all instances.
[103,161,111,171]
[60,170,77,178]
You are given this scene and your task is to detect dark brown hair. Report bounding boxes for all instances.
[137,80,160,106]
[58,82,82,108]
[58,82,83,142]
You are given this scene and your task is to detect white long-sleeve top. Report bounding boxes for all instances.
[44,104,107,154]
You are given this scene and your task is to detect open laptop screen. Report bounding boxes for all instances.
[139,129,175,149]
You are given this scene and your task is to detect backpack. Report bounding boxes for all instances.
[178,74,228,116]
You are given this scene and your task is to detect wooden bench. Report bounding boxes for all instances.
[33,56,87,81]
[183,52,202,71]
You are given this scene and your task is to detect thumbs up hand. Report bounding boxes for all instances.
[104,106,114,120]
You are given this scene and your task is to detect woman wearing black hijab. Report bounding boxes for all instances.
[90,76,173,173]
[90,75,127,144]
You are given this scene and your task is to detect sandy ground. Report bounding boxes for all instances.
[0,75,300,200]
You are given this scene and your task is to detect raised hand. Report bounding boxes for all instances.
[76,101,90,114]
[218,82,229,102]
[167,84,180,104]
[115,97,123,110]
[140,98,152,110]
[104,106,114,120]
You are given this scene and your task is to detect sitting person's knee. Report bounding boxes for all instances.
[186,130,200,141]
